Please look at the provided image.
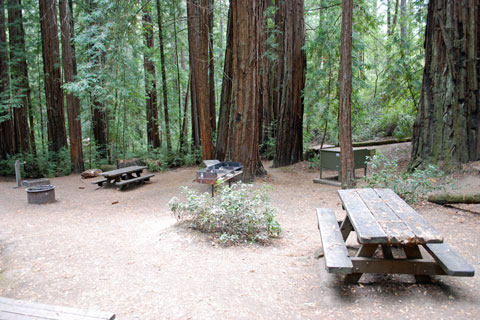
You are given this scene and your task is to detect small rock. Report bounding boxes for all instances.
[314,247,324,259]
[81,169,102,179]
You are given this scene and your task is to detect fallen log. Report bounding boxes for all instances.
[428,193,480,204]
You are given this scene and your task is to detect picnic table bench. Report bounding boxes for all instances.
[0,297,115,320]
[92,165,154,190]
[316,188,475,283]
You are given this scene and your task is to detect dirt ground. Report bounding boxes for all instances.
[0,143,479,319]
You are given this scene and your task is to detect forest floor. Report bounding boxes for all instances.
[0,142,479,319]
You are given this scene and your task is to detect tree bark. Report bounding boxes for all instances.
[411,0,480,168]
[338,0,355,188]
[215,2,233,160]
[400,0,407,40]
[172,0,183,152]
[143,6,161,150]
[208,0,216,134]
[0,0,15,159]
[8,0,32,154]
[59,0,84,173]
[428,193,480,205]
[87,0,107,159]
[259,0,274,155]
[155,0,171,152]
[39,0,68,153]
[187,0,215,160]
[217,0,267,182]
[388,0,399,36]
[273,0,306,167]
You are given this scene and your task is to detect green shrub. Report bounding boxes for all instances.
[363,153,446,204]
[0,148,72,178]
[372,109,414,139]
[308,153,321,170]
[169,182,281,244]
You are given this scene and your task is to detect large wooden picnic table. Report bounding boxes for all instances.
[92,165,154,190]
[317,188,475,283]
[100,165,147,182]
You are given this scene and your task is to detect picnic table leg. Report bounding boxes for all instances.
[340,216,353,241]
[403,245,431,283]
[382,245,394,259]
[211,185,215,197]
[344,244,378,283]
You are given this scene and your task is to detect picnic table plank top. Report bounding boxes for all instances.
[100,166,147,178]
[375,188,443,243]
[338,189,387,243]
[338,188,443,244]
[355,188,416,243]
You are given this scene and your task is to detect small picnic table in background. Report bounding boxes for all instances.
[317,188,475,283]
[92,165,154,190]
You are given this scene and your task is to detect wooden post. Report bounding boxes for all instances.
[15,160,21,187]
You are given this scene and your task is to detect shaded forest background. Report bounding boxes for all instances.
[0,0,465,180]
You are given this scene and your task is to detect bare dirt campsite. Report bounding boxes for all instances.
[0,144,479,319]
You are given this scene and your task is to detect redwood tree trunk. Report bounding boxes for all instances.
[0,0,15,159]
[273,0,306,167]
[87,0,107,159]
[143,6,161,150]
[217,0,267,182]
[8,0,32,154]
[208,0,216,134]
[59,0,84,173]
[39,0,68,153]
[215,2,233,160]
[338,0,355,188]
[411,0,480,168]
[187,0,215,160]
[155,0,171,152]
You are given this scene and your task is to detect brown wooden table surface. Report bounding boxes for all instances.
[100,165,147,184]
[338,188,443,245]
[335,188,464,283]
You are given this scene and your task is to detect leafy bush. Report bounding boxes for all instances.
[0,148,72,178]
[371,109,415,139]
[363,153,446,204]
[169,182,281,244]
[308,153,322,170]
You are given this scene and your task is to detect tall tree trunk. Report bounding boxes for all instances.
[59,0,84,173]
[338,0,355,188]
[172,0,184,152]
[8,0,32,154]
[187,0,215,160]
[39,0,68,153]
[400,0,407,41]
[411,0,480,168]
[273,0,306,167]
[0,0,15,159]
[87,0,107,159]
[180,78,190,153]
[208,0,216,134]
[387,0,391,34]
[388,0,399,36]
[259,0,274,154]
[215,2,233,160]
[190,70,200,149]
[217,0,267,182]
[155,0,171,152]
[143,6,161,150]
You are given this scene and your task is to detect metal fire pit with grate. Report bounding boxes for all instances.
[26,185,56,204]
[196,162,242,196]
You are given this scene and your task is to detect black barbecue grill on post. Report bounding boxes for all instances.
[196,161,243,196]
